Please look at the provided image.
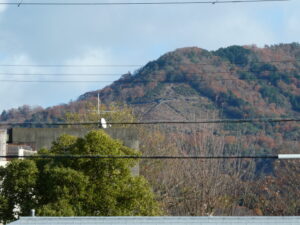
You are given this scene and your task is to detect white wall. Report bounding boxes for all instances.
[0,129,7,162]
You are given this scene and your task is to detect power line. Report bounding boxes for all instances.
[0,58,298,68]
[0,0,289,6]
[0,155,280,159]
[0,76,296,83]
[0,67,298,77]
[1,154,300,159]
[0,73,123,76]
[18,0,24,7]
[0,80,113,83]
[0,118,300,126]
[0,64,140,68]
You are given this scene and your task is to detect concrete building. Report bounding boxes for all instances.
[6,145,36,159]
[8,128,139,152]
[1,128,139,174]
[0,129,36,167]
[7,216,300,225]
[0,129,8,167]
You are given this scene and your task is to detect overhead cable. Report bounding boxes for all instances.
[0,58,298,68]
[0,0,289,6]
[1,154,300,159]
[0,80,113,83]
[0,77,296,83]
[0,73,123,76]
[0,64,140,68]
[1,118,300,126]
[0,155,282,159]
[0,67,298,77]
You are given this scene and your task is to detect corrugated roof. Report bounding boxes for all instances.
[8,216,300,225]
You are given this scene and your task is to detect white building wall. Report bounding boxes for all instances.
[0,129,7,157]
[0,129,7,167]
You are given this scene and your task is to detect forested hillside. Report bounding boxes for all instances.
[1,43,300,216]
[2,43,300,123]
[81,43,300,120]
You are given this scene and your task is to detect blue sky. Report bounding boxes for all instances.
[0,0,299,112]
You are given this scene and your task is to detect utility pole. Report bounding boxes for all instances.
[96,92,116,115]
[97,93,101,116]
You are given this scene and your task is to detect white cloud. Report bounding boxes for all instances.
[0,54,44,111]
[0,48,121,112]
[285,15,300,41]
[0,0,6,13]
[61,47,121,95]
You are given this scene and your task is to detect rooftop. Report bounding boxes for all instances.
[8,217,300,225]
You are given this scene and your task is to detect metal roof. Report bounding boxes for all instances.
[8,217,300,225]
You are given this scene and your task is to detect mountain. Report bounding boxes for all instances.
[79,43,300,121]
[1,43,300,125]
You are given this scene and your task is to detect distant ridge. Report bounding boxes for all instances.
[1,43,300,123]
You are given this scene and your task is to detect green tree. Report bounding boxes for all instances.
[214,45,251,66]
[0,130,161,223]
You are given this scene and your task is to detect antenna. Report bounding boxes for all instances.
[95,92,116,114]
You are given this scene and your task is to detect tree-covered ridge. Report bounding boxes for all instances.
[1,43,300,123]
[82,43,300,121]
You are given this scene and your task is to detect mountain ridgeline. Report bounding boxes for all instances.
[1,43,300,123]
[80,43,300,121]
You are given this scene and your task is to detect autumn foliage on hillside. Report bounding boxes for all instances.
[2,43,300,123]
